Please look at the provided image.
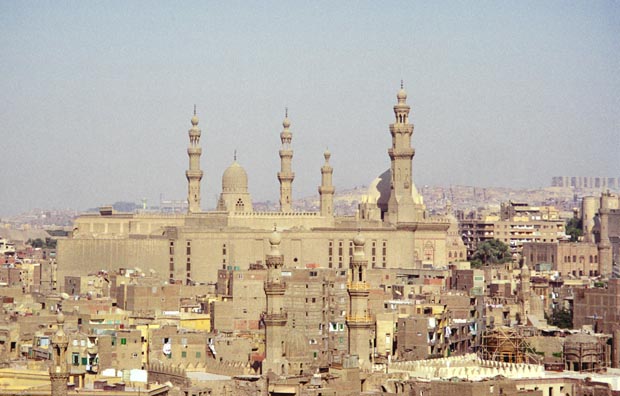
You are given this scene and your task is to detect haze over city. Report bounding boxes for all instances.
[1,1,619,216]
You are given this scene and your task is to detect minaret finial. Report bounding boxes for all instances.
[285,107,288,118]
[400,79,404,89]
[193,104,196,116]
[234,149,237,161]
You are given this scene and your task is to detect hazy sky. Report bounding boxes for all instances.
[1,1,619,216]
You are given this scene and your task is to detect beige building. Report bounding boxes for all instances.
[57,86,464,289]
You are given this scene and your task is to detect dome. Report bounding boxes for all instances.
[397,88,407,101]
[284,330,309,359]
[191,115,199,126]
[222,161,248,192]
[269,230,282,246]
[283,117,291,128]
[353,233,365,247]
[364,168,424,207]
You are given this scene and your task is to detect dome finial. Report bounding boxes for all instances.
[234,149,237,162]
[401,79,404,89]
[282,107,291,128]
[191,105,199,126]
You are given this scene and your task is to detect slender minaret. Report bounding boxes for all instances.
[519,259,531,324]
[186,106,203,214]
[318,149,334,217]
[49,311,69,396]
[347,233,373,370]
[598,192,613,277]
[278,109,295,212]
[386,81,417,224]
[263,228,288,374]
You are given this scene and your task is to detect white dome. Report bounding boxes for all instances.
[364,168,424,206]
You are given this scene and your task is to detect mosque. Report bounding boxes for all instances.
[57,84,466,287]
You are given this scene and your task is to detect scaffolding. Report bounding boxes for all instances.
[480,327,541,364]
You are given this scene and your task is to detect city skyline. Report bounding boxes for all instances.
[1,2,619,216]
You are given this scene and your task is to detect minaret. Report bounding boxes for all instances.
[598,192,613,277]
[318,149,334,217]
[278,109,295,212]
[347,233,373,370]
[186,106,203,214]
[49,311,69,396]
[386,81,417,224]
[519,259,531,324]
[263,228,288,374]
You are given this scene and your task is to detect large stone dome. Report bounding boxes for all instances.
[222,161,248,193]
[284,330,309,359]
[365,168,424,207]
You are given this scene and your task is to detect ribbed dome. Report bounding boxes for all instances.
[222,161,248,192]
[284,330,309,359]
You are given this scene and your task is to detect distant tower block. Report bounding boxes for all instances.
[318,149,335,217]
[386,81,420,224]
[347,233,372,370]
[49,312,69,396]
[278,109,295,212]
[186,107,204,213]
[263,229,288,374]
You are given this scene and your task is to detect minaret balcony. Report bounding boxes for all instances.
[264,312,287,325]
[264,282,286,294]
[346,315,373,326]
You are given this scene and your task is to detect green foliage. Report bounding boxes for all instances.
[472,239,511,266]
[566,217,583,242]
[547,308,572,329]
[27,237,57,249]
[470,259,483,269]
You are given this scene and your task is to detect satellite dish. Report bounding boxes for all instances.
[60,293,70,300]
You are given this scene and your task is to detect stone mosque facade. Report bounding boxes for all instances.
[57,85,466,287]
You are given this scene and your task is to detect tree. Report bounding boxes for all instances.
[566,217,583,242]
[547,307,572,329]
[472,239,511,265]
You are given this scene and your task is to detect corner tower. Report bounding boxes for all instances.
[318,149,334,217]
[49,312,69,396]
[347,233,373,370]
[386,82,420,224]
[186,106,203,213]
[278,109,295,212]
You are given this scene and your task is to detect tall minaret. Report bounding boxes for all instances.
[278,109,295,212]
[263,228,288,374]
[347,233,373,370]
[186,106,203,214]
[386,81,417,224]
[49,311,69,396]
[598,192,613,277]
[519,259,531,324]
[318,149,334,217]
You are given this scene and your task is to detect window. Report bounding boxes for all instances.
[120,338,126,345]
[181,351,187,358]
[81,357,87,365]
[72,353,79,366]
[196,351,201,358]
